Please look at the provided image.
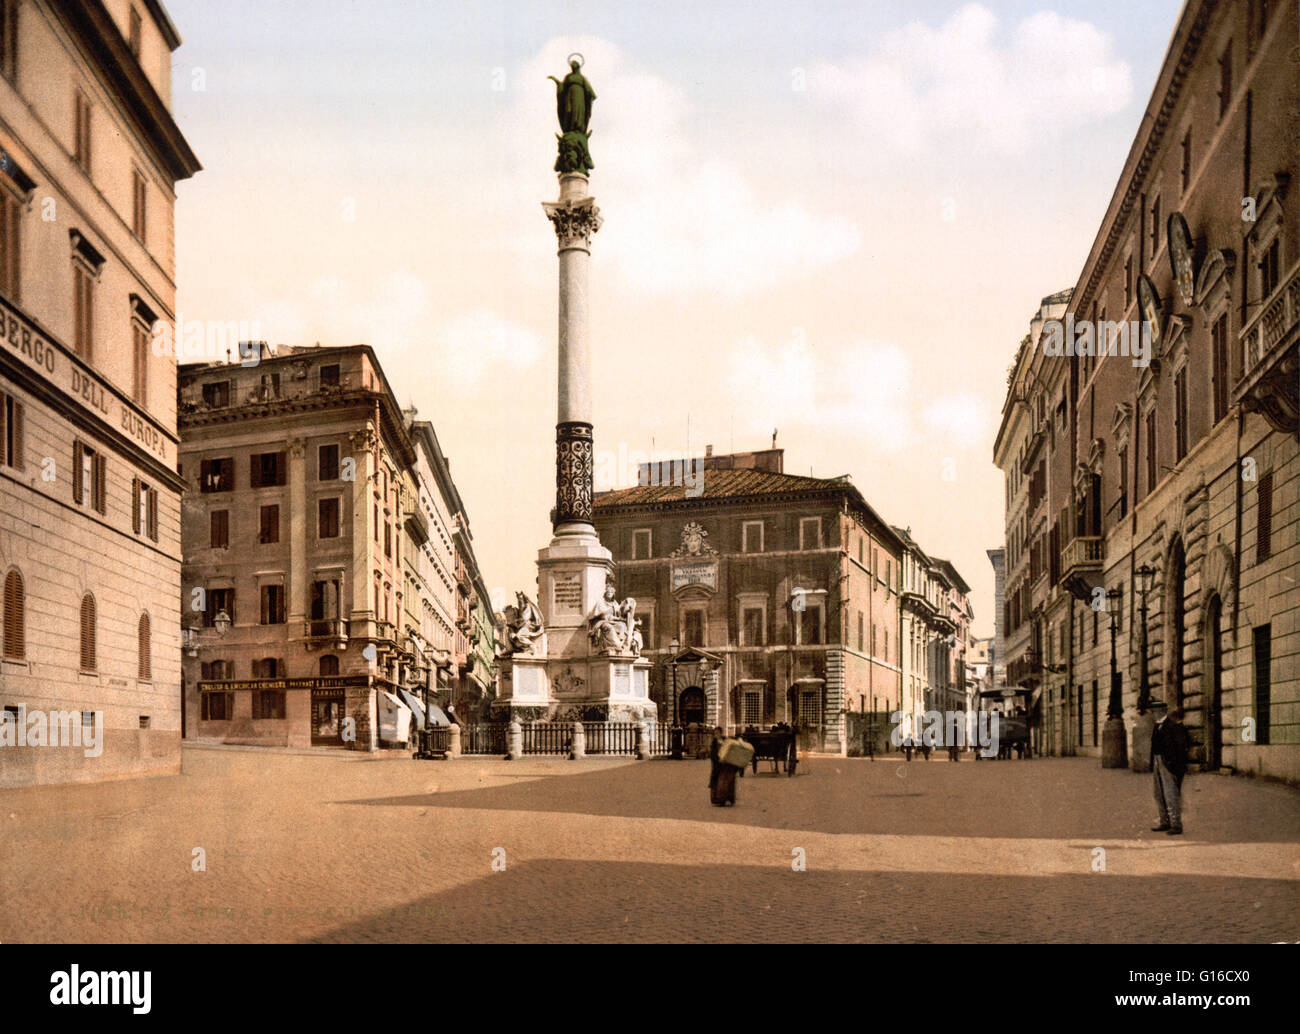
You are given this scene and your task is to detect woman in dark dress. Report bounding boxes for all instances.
[709,726,738,806]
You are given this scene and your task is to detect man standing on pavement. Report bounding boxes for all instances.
[1151,706,1191,836]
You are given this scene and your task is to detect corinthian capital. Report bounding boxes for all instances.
[543,196,603,251]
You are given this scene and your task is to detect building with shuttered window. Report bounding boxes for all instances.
[0,1,200,786]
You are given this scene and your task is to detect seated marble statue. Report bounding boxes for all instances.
[588,584,639,655]
[504,591,544,654]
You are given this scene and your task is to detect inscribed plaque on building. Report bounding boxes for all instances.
[672,561,717,592]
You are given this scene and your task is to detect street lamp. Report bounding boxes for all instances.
[1134,563,1155,714]
[1102,585,1127,768]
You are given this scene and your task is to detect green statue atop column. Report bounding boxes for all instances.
[549,56,595,174]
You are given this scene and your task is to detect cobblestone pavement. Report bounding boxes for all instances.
[1,747,1296,943]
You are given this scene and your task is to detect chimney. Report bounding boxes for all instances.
[705,444,713,457]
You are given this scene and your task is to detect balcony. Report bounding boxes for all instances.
[304,618,349,648]
[1006,651,1042,687]
[404,507,430,547]
[1059,535,1103,601]
[1235,261,1299,433]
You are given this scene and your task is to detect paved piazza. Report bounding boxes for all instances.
[1,747,1297,943]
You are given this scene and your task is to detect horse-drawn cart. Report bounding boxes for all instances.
[740,725,798,776]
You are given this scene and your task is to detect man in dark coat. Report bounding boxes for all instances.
[1151,706,1191,835]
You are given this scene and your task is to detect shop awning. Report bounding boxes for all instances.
[377,690,413,743]
[425,703,451,727]
[396,688,427,730]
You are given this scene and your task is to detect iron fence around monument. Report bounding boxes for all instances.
[522,721,573,756]
[461,722,508,755]
[583,721,638,755]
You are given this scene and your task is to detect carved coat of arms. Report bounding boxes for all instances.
[671,521,717,558]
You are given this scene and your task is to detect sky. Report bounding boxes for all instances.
[165,0,1186,637]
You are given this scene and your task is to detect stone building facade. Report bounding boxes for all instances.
[997,0,1299,781]
[178,344,494,750]
[593,448,903,752]
[0,1,200,785]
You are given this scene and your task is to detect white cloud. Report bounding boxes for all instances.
[432,308,545,387]
[811,4,1131,155]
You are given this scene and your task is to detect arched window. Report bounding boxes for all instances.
[3,569,24,660]
[138,612,152,680]
[319,654,339,677]
[80,593,97,672]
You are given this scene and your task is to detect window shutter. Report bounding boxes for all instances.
[276,451,286,484]
[147,487,158,541]
[1257,473,1273,563]
[10,399,21,470]
[95,454,105,514]
[250,455,260,488]
[3,569,24,660]
[79,594,95,671]
[73,441,83,503]
[131,477,141,533]
[138,613,151,680]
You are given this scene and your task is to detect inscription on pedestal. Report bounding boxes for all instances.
[553,572,583,611]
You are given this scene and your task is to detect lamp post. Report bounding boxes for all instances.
[1134,564,1155,713]
[1129,563,1157,773]
[669,635,682,760]
[1101,585,1127,768]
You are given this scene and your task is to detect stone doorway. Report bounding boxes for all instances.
[680,686,705,727]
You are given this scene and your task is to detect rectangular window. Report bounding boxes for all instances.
[1,391,23,470]
[131,168,146,240]
[741,606,764,647]
[1256,472,1273,563]
[130,319,149,404]
[1260,237,1280,300]
[683,609,704,648]
[799,601,824,645]
[0,0,18,82]
[741,521,764,553]
[199,457,233,493]
[250,451,287,488]
[310,579,340,623]
[319,363,340,387]
[1149,196,1161,260]
[1174,368,1189,462]
[132,478,157,541]
[258,504,280,544]
[203,588,234,628]
[1253,624,1271,744]
[384,520,392,558]
[318,497,340,539]
[857,611,864,652]
[1218,40,1232,118]
[128,7,142,58]
[799,689,822,728]
[743,691,761,726]
[201,381,230,408]
[260,584,285,625]
[0,158,25,300]
[72,440,106,514]
[201,692,232,721]
[1117,446,1128,519]
[1145,410,1157,495]
[74,89,92,173]
[632,528,652,559]
[1212,314,1230,423]
[318,443,340,481]
[799,517,822,550]
[73,259,94,360]
[210,509,229,548]
[253,689,286,720]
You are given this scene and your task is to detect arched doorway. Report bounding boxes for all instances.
[1205,594,1224,769]
[679,686,705,727]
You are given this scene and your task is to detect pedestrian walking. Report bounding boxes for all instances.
[902,733,914,761]
[1151,706,1191,835]
[709,726,747,807]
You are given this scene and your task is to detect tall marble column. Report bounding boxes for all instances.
[543,173,602,536]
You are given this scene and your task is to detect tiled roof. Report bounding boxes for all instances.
[594,469,850,507]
